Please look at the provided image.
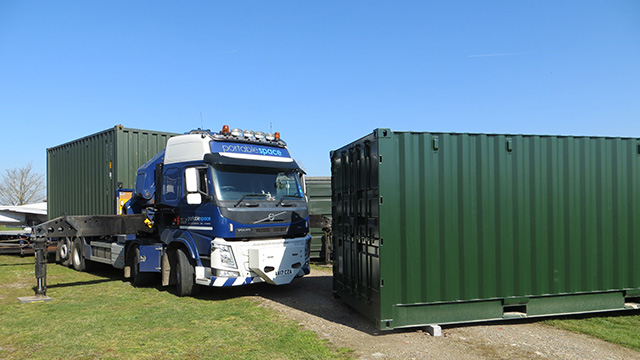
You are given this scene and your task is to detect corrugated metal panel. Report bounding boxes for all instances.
[305,177,332,258]
[306,177,331,215]
[331,129,640,329]
[47,126,177,219]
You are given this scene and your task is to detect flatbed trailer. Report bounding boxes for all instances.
[29,214,153,295]
[0,230,30,255]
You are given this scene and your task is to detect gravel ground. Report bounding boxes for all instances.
[213,266,640,360]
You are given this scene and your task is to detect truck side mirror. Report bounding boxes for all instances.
[297,170,306,197]
[185,167,202,205]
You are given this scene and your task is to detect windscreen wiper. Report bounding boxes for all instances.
[276,195,302,207]
[234,193,268,207]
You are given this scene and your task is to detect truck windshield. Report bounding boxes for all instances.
[212,167,304,202]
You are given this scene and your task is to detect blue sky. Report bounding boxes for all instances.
[1,1,639,178]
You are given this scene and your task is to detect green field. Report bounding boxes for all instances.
[2,254,639,358]
[0,255,351,360]
[545,314,640,352]
[0,226,22,231]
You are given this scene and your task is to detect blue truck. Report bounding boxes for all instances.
[31,125,311,297]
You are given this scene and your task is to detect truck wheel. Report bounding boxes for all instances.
[130,246,155,287]
[58,237,71,266]
[175,247,200,297]
[71,237,86,271]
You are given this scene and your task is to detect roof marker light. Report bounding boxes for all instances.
[230,128,243,137]
[274,132,281,140]
[243,130,255,139]
[222,125,230,134]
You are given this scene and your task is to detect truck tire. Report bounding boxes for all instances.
[175,247,200,297]
[130,245,155,287]
[58,237,71,267]
[71,237,95,272]
[71,237,86,271]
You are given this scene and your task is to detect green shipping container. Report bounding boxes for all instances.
[47,125,178,219]
[305,177,332,259]
[331,129,640,330]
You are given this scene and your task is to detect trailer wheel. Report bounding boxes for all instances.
[58,237,71,266]
[71,237,86,271]
[175,247,200,297]
[130,245,155,287]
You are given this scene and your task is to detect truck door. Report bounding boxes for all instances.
[182,166,216,252]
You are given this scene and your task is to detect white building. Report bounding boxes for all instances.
[0,202,47,227]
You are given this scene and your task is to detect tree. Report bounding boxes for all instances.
[0,163,45,205]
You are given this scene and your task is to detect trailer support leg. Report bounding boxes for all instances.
[18,236,52,303]
[34,238,47,295]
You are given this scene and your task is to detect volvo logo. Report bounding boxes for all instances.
[254,211,287,224]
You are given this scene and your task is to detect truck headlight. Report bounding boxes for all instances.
[213,244,237,269]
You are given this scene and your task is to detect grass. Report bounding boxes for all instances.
[0,255,351,360]
[0,226,23,231]
[4,254,637,358]
[544,313,640,352]
[309,262,332,272]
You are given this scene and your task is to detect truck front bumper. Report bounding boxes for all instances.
[195,235,311,287]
